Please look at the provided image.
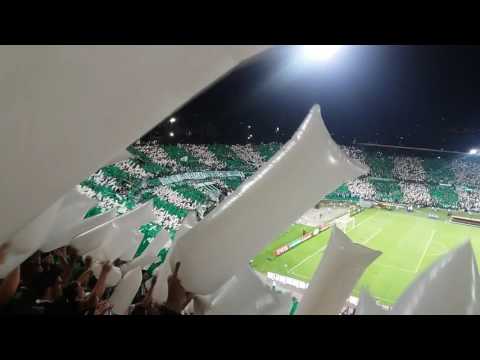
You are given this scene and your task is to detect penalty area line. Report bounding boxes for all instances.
[414,229,436,273]
[288,244,327,274]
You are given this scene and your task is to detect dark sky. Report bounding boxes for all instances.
[143,45,480,152]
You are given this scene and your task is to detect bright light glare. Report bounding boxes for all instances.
[169,131,175,137]
[470,149,478,155]
[169,117,176,124]
[302,45,342,62]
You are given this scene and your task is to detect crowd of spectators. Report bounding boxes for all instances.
[342,146,371,173]
[457,188,480,212]
[12,141,480,316]
[180,144,227,170]
[0,242,192,315]
[230,144,265,170]
[134,142,185,173]
[340,146,480,211]
[120,143,480,215]
[365,150,394,178]
[347,178,376,200]
[399,181,433,207]
[393,156,427,182]
[116,159,152,180]
[451,159,480,189]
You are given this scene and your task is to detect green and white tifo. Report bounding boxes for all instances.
[251,207,480,306]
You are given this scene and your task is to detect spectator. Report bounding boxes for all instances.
[59,261,113,315]
[0,243,21,312]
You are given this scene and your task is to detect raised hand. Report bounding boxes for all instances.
[165,262,194,313]
[101,261,112,274]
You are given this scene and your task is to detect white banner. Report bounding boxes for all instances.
[158,171,245,186]
[267,272,309,290]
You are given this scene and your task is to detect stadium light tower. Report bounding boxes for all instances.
[302,45,342,62]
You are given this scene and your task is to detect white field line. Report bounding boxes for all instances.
[288,211,381,276]
[359,228,383,245]
[414,229,436,273]
[287,269,311,282]
[350,212,379,231]
[375,263,416,274]
[287,245,327,274]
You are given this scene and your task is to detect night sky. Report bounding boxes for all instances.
[143,45,480,153]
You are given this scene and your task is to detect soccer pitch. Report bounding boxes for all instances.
[251,207,480,305]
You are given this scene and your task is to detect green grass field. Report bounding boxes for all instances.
[251,208,480,305]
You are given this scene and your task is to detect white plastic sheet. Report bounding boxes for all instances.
[391,241,480,315]
[206,268,293,315]
[109,268,142,315]
[144,230,170,257]
[183,299,196,315]
[168,105,367,294]
[86,200,154,262]
[71,201,154,256]
[356,289,388,315]
[0,45,269,251]
[119,231,143,262]
[297,226,381,315]
[111,200,155,236]
[0,252,32,278]
[72,209,116,239]
[8,197,63,254]
[103,149,133,166]
[40,189,97,252]
[85,225,125,262]
[174,211,198,240]
[151,261,173,304]
[71,221,115,256]
[92,263,122,288]
[120,253,157,276]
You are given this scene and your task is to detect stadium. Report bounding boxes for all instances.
[2,45,480,315]
[73,141,480,312]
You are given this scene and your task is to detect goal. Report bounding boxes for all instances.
[335,214,355,233]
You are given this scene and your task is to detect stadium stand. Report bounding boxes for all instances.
[325,183,354,201]
[369,178,403,203]
[255,143,282,162]
[399,181,432,207]
[347,178,375,200]
[7,140,480,316]
[113,143,480,215]
[429,184,458,209]
[423,156,456,184]
[365,150,394,178]
[76,143,480,294]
